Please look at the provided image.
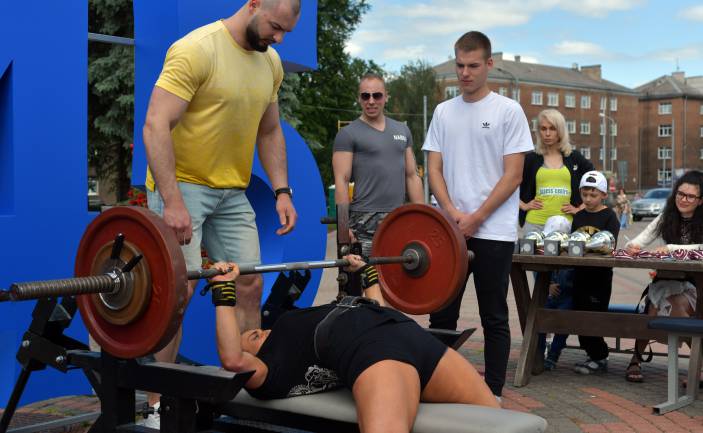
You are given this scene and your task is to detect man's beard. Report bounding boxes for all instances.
[245,17,269,52]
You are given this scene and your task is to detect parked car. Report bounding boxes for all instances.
[631,188,669,221]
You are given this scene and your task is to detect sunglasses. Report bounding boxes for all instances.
[360,92,384,101]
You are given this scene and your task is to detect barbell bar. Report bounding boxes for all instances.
[1,204,470,358]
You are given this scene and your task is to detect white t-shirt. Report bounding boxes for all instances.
[422,92,534,241]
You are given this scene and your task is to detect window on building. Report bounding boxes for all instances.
[700,104,703,115]
[581,147,591,159]
[581,95,591,109]
[531,91,543,105]
[531,118,538,132]
[700,126,703,137]
[565,93,576,108]
[611,123,617,136]
[547,92,559,107]
[512,89,521,102]
[445,86,460,99]
[610,148,617,160]
[600,96,606,111]
[580,121,591,135]
[498,87,508,97]
[700,148,703,160]
[658,169,672,185]
[599,148,604,161]
[599,123,605,136]
[610,97,617,112]
[566,120,576,134]
[658,147,672,159]
[659,102,672,114]
[659,124,673,137]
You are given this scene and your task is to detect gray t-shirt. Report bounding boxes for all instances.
[333,118,413,212]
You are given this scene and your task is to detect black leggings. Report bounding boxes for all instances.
[429,237,514,396]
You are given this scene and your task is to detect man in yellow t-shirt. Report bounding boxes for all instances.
[141,0,300,417]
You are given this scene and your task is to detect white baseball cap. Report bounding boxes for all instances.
[579,171,608,194]
[544,215,572,234]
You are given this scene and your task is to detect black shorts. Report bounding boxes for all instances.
[332,320,448,390]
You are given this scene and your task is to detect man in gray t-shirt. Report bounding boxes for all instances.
[332,73,423,256]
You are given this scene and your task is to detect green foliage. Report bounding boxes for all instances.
[88,0,134,200]
[290,0,383,189]
[386,60,441,164]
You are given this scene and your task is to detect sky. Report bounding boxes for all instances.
[345,0,703,88]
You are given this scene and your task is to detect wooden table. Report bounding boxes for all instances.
[510,254,703,387]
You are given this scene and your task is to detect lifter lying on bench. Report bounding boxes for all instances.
[206,256,499,433]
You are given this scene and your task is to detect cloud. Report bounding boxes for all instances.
[678,4,703,21]
[383,45,428,60]
[553,40,612,58]
[557,0,645,18]
[649,45,703,62]
[344,41,362,56]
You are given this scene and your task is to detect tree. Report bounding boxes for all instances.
[88,0,134,202]
[386,60,441,164]
[290,0,383,189]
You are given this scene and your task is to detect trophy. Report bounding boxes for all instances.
[543,231,569,256]
[519,231,544,255]
[567,231,591,257]
[586,231,617,254]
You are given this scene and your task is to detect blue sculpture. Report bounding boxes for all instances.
[0,0,322,404]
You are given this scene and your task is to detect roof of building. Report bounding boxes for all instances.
[433,53,637,95]
[635,73,703,100]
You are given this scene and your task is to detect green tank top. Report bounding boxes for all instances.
[525,166,573,226]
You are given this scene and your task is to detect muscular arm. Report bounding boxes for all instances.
[257,102,297,234]
[332,151,353,205]
[216,306,268,389]
[142,87,191,242]
[404,147,424,204]
[427,151,458,215]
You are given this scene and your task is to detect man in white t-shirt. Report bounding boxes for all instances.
[422,31,533,398]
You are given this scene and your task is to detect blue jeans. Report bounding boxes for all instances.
[538,269,575,360]
[148,182,261,271]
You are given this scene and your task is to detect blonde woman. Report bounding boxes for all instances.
[519,109,594,233]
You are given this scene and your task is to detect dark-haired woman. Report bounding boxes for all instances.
[624,170,703,382]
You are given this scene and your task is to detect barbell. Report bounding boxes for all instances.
[0,204,470,358]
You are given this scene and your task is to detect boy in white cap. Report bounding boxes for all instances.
[571,171,620,374]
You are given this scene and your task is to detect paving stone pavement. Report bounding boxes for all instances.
[3,219,703,432]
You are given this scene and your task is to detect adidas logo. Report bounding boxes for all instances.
[482,122,490,129]
[393,134,408,142]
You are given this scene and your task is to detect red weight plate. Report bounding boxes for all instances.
[75,207,188,358]
[372,204,468,315]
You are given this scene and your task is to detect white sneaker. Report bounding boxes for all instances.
[137,402,160,429]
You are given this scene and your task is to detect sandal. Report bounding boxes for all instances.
[625,361,644,383]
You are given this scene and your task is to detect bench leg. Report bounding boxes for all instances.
[687,336,702,401]
[653,333,695,415]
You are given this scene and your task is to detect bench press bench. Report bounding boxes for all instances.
[217,388,548,433]
[648,318,703,414]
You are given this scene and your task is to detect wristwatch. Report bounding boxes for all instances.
[274,187,293,199]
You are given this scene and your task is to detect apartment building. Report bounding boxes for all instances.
[637,72,703,188]
[434,53,640,191]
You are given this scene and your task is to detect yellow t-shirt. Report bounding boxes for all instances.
[525,166,573,226]
[145,20,284,190]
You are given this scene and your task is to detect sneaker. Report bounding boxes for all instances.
[544,356,557,371]
[573,358,607,375]
[137,402,160,429]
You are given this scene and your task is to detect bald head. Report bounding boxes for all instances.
[262,0,301,16]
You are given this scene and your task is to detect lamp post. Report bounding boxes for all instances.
[599,111,615,173]
[495,66,520,102]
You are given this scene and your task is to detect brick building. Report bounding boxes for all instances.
[434,53,641,191]
[636,72,703,189]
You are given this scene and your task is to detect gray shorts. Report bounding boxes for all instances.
[349,211,388,257]
[148,182,261,271]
